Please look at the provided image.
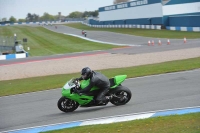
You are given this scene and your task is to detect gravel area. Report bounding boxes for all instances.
[0,47,200,81]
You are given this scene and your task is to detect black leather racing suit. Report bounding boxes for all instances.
[78,71,110,103]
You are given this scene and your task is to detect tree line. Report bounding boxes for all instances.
[67,10,98,18]
[0,10,99,23]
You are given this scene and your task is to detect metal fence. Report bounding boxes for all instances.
[0,36,15,55]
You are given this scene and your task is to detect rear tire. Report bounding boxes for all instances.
[110,86,132,106]
[57,97,79,112]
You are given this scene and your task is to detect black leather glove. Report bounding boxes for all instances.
[76,77,83,81]
[74,89,80,94]
[73,78,78,82]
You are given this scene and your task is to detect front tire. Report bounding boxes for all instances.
[110,86,132,106]
[57,97,79,112]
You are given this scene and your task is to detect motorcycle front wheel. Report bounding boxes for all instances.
[57,97,79,112]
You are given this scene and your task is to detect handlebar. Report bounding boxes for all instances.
[72,79,80,87]
[73,88,82,96]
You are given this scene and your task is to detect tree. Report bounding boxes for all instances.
[67,11,83,18]
[92,10,98,17]
[18,19,26,22]
[26,13,33,22]
[40,12,55,21]
[33,14,39,21]
[26,13,39,22]
[9,16,17,23]
[82,11,88,18]
[2,18,7,22]
[82,10,98,18]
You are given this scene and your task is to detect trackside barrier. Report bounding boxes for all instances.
[0,21,83,26]
[1,22,199,32]
[82,23,200,32]
[166,26,200,32]
[82,23,161,30]
[0,52,28,60]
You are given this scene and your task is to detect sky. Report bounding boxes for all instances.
[0,0,114,20]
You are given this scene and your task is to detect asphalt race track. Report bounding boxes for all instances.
[45,25,200,46]
[0,69,200,132]
[0,25,200,132]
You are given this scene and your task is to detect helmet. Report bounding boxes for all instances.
[81,67,92,80]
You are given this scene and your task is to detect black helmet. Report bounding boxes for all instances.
[81,67,92,80]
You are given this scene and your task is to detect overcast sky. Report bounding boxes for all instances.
[0,0,114,20]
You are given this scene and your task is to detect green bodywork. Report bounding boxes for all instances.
[110,75,127,88]
[61,75,127,105]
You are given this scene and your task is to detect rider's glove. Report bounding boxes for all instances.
[74,89,80,94]
[75,78,79,81]
[76,77,83,81]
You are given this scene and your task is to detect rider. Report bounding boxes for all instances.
[76,67,111,104]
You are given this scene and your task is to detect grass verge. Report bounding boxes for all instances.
[42,113,200,133]
[65,23,200,39]
[0,57,200,97]
[0,26,118,56]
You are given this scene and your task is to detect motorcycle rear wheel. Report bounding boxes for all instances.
[110,86,132,106]
[57,97,79,112]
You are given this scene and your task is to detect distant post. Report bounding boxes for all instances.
[14,33,17,43]
[23,38,27,47]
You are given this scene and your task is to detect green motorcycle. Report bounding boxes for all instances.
[57,75,132,112]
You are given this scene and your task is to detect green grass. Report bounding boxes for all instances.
[42,113,200,133]
[0,57,200,97]
[0,26,119,56]
[65,23,200,39]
